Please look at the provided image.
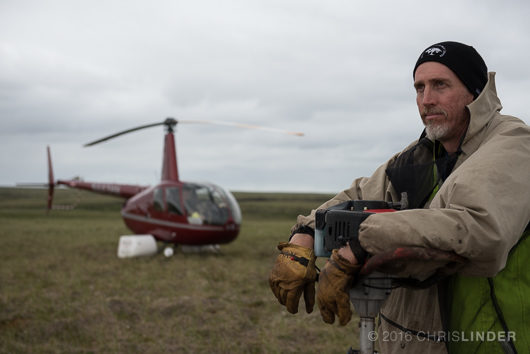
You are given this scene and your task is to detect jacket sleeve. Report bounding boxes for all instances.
[290,155,400,234]
[359,120,530,277]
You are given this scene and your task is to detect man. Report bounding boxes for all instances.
[269,42,530,353]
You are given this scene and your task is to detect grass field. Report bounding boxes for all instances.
[0,187,362,353]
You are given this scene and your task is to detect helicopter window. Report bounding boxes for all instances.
[153,187,164,212]
[183,184,230,225]
[210,189,225,206]
[166,187,183,215]
[219,187,242,225]
[210,185,241,225]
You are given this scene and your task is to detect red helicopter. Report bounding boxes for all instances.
[47,117,303,246]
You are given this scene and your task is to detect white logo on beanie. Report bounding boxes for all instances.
[426,48,442,55]
[422,44,447,58]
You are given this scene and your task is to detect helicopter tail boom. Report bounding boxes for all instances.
[57,180,148,199]
[46,146,148,206]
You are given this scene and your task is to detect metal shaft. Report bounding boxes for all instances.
[359,317,375,354]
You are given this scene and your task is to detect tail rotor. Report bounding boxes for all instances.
[47,146,55,212]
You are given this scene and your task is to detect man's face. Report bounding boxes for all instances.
[414,62,474,146]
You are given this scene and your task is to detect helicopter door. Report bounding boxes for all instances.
[183,185,206,225]
[166,186,184,215]
[148,186,167,220]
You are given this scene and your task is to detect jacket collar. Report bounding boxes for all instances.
[463,72,503,146]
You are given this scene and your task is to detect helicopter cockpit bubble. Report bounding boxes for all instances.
[183,183,241,226]
[220,186,242,225]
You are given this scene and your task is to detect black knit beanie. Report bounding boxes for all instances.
[413,41,488,98]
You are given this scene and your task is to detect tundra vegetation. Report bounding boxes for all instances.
[0,187,361,353]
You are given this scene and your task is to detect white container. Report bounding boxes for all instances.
[117,235,157,258]
[163,246,174,258]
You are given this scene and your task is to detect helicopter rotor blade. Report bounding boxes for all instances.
[84,117,303,147]
[83,121,168,147]
[178,120,304,137]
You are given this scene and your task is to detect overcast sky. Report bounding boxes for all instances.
[1,0,528,194]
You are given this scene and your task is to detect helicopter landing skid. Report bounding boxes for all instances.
[180,244,221,254]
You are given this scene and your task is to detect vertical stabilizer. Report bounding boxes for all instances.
[47,146,55,211]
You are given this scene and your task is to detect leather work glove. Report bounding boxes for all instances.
[317,249,361,326]
[269,242,317,314]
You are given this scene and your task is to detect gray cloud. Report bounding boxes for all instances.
[1,0,528,193]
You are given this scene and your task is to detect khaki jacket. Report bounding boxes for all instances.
[293,73,530,353]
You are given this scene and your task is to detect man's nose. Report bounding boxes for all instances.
[421,86,437,106]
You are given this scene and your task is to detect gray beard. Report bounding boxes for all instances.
[425,123,449,141]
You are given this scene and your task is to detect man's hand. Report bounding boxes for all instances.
[269,242,317,314]
[290,233,314,249]
[338,243,358,264]
[317,249,361,326]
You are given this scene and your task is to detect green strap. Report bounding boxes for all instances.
[427,144,442,203]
